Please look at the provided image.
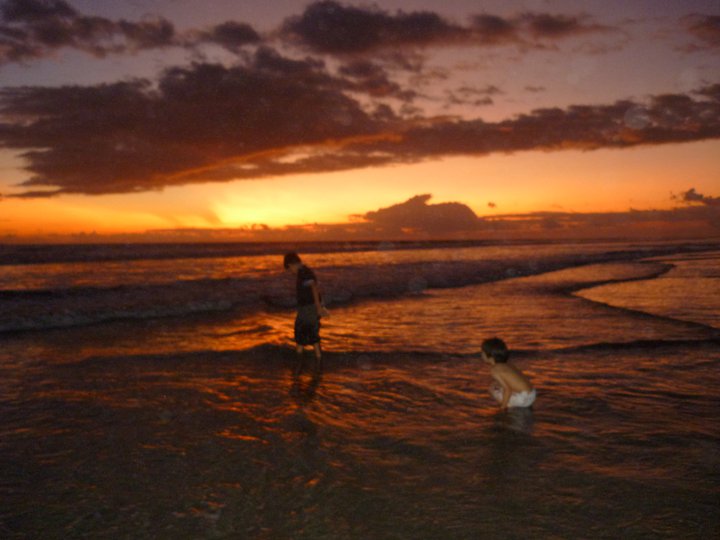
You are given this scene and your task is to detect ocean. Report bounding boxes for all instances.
[1,239,719,539]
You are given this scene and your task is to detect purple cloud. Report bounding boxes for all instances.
[1,0,76,22]
[281,1,614,55]
[281,1,468,54]
[339,60,417,100]
[519,13,610,39]
[0,0,621,67]
[685,14,720,48]
[196,21,261,52]
[0,0,265,64]
[1,51,718,197]
[0,0,178,62]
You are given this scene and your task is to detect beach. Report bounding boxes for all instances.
[1,240,719,538]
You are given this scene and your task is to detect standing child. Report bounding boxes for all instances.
[481,337,536,409]
[283,252,329,369]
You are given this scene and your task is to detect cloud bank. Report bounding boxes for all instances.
[1,49,718,197]
[299,192,720,240]
[0,0,616,66]
[280,1,612,54]
[0,1,718,199]
[0,0,178,62]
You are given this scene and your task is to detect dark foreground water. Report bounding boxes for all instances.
[1,241,719,538]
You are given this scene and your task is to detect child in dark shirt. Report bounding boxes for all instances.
[283,252,329,368]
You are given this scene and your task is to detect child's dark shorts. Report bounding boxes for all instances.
[294,304,320,345]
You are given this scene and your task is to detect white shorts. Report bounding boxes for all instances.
[490,384,536,408]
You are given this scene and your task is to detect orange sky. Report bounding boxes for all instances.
[3,140,718,240]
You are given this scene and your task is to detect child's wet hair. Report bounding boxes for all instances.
[481,337,509,363]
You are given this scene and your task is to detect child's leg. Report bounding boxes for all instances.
[293,344,304,375]
[313,343,322,371]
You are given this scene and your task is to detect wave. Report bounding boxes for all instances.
[573,288,720,332]
[571,253,720,331]
[2,242,719,334]
[0,239,508,266]
[0,277,267,333]
[2,238,718,266]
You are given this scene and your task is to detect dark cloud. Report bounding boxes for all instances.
[0,48,382,195]
[339,60,417,100]
[198,21,261,51]
[479,203,720,238]
[1,0,76,22]
[685,14,720,48]
[525,85,546,93]
[519,13,609,39]
[117,17,175,49]
[0,1,619,66]
[350,85,720,162]
[447,84,502,106]
[281,2,613,55]
[0,0,179,62]
[0,0,265,64]
[2,55,719,197]
[470,14,519,44]
[676,188,720,206]
[361,194,480,234]
[281,0,467,54]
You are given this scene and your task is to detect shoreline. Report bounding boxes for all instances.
[3,243,719,336]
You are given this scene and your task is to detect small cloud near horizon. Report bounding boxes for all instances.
[674,187,720,207]
[361,194,481,234]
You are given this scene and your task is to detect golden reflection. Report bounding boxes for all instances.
[493,407,535,434]
[291,369,322,407]
[216,431,268,443]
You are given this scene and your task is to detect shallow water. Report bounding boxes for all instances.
[1,241,719,538]
[578,251,720,329]
[2,343,718,539]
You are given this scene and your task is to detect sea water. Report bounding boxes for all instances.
[1,240,718,538]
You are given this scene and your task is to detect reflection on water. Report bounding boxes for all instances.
[3,342,718,538]
[0,343,720,538]
[578,252,720,329]
[494,407,536,435]
[291,369,322,408]
[1,253,719,538]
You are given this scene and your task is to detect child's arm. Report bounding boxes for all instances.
[491,371,512,409]
[310,282,330,317]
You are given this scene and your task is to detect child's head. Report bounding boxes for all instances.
[283,252,302,271]
[481,337,509,364]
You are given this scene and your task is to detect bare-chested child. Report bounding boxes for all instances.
[481,337,536,409]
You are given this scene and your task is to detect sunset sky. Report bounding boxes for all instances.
[0,0,718,242]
